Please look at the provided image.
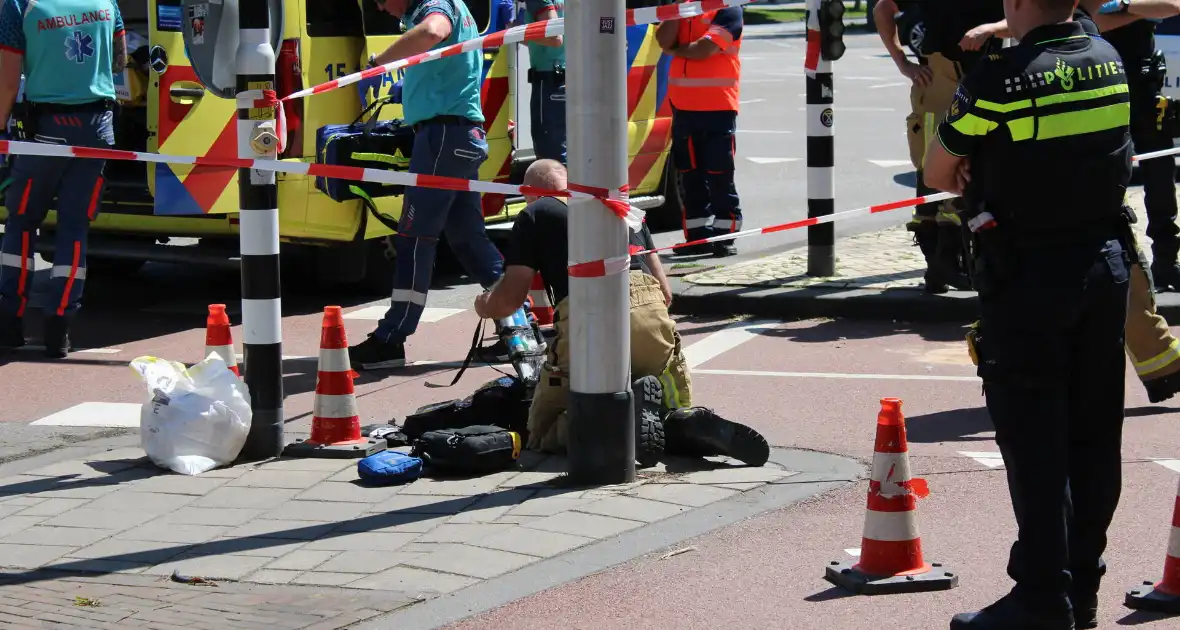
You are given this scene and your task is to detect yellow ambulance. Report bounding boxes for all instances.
[0,0,679,291]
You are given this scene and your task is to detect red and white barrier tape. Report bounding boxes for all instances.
[567,145,1180,277]
[282,0,753,102]
[0,138,642,228]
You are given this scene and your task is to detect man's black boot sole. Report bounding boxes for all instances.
[665,408,770,467]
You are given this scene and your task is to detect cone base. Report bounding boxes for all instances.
[1125,581,1180,613]
[824,559,958,595]
[283,438,387,460]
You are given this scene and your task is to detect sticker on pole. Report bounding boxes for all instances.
[600,16,616,33]
[821,108,834,127]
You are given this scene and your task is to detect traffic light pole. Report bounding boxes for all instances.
[235,0,285,460]
[806,0,836,277]
[565,0,635,485]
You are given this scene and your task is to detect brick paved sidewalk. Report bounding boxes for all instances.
[0,443,798,629]
[681,190,1154,290]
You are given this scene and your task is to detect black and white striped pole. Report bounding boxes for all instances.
[805,0,844,277]
[235,0,284,460]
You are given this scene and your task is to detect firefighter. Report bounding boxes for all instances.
[0,0,126,358]
[874,0,1004,293]
[657,2,744,258]
[473,159,769,468]
[350,0,504,370]
[521,0,566,164]
[924,0,1133,625]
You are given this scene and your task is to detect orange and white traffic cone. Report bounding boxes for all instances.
[284,306,385,459]
[1126,477,1180,613]
[205,304,240,377]
[528,272,554,326]
[824,398,958,595]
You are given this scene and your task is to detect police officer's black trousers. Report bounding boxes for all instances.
[978,238,1129,607]
[1129,78,1180,265]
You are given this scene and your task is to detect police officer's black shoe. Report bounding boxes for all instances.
[1152,262,1180,292]
[663,407,770,467]
[1069,592,1098,629]
[349,334,407,370]
[632,376,665,468]
[923,270,950,295]
[712,241,737,258]
[0,313,23,350]
[950,593,1074,630]
[672,242,712,256]
[42,316,70,359]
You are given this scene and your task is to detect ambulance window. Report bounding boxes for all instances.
[464,1,490,34]
[361,1,405,35]
[307,0,365,37]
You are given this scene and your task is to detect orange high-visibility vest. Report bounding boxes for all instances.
[668,10,742,112]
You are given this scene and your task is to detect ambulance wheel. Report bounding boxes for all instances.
[359,236,397,294]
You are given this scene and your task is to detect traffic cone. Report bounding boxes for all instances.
[283,306,385,459]
[529,272,554,326]
[824,398,958,595]
[205,304,240,377]
[1126,477,1180,613]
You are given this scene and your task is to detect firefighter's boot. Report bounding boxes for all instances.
[0,313,23,350]
[933,223,973,291]
[909,221,947,294]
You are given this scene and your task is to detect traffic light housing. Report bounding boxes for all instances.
[817,0,846,61]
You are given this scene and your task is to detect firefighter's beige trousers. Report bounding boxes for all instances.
[527,272,693,454]
[1127,240,1180,384]
[907,52,963,226]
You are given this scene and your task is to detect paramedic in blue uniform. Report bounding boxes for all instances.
[350,0,504,370]
[0,0,125,359]
[522,0,566,163]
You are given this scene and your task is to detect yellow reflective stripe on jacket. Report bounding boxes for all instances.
[975,98,1031,114]
[352,152,410,167]
[1036,102,1130,140]
[1036,83,1129,107]
[949,112,998,137]
[659,370,682,409]
[1132,337,1180,377]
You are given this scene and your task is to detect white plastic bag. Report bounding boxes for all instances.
[130,354,252,475]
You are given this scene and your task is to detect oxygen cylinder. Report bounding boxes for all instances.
[496,306,545,386]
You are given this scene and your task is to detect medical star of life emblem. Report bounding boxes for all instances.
[65,31,95,64]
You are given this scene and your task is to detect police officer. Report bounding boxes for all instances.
[350,0,503,370]
[657,2,744,258]
[924,0,1133,626]
[874,0,1004,293]
[521,0,566,164]
[1084,0,1180,290]
[0,0,125,358]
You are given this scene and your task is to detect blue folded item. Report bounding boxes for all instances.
[357,450,423,486]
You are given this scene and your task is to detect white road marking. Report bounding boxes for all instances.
[740,79,789,84]
[869,82,909,89]
[739,98,767,105]
[1153,459,1180,473]
[344,306,465,323]
[796,106,896,112]
[74,347,122,355]
[959,451,1005,469]
[867,159,914,168]
[693,369,979,382]
[683,320,780,370]
[736,129,792,134]
[746,157,800,164]
[31,402,142,428]
[844,548,862,557]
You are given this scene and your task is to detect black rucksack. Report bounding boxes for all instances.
[411,425,521,475]
[402,376,529,439]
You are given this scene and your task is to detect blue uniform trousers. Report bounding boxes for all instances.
[670,108,742,241]
[0,111,113,319]
[375,120,503,343]
[976,236,1130,606]
[530,74,566,164]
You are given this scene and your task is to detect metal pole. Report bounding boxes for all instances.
[806,0,835,277]
[236,0,284,460]
[565,0,634,484]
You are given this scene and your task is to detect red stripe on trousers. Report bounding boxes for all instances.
[86,177,103,220]
[56,240,81,317]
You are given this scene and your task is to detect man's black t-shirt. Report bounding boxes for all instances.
[920,0,1005,63]
[503,197,656,305]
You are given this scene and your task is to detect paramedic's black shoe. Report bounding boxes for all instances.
[476,339,511,364]
[950,593,1074,630]
[349,334,406,370]
[1145,370,1180,403]
[0,313,23,350]
[673,242,712,256]
[632,376,665,468]
[1153,262,1180,292]
[712,241,737,258]
[1069,591,1097,629]
[663,407,770,467]
[42,316,70,359]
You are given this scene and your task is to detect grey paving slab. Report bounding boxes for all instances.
[366,493,478,515]
[397,472,518,497]
[262,549,339,572]
[145,554,272,580]
[295,481,404,504]
[248,569,301,584]
[69,538,192,565]
[300,532,419,553]
[83,491,197,514]
[290,571,360,586]
[126,474,231,496]
[0,505,21,519]
[415,523,513,544]
[33,480,131,500]
[222,519,338,541]
[337,511,450,534]
[0,525,117,547]
[187,466,249,479]
[19,458,144,480]
[0,516,48,537]
[252,458,357,473]
[43,557,148,575]
[0,495,45,507]
[188,537,308,558]
[158,507,263,527]
[225,470,335,490]
[523,511,645,540]
[314,550,413,575]
[43,508,158,531]
[262,499,370,523]
[498,471,564,489]
[0,543,77,569]
[191,487,301,510]
[400,543,537,579]
[470,527,592,558]
[573,495,693,523]
[446,490,537,524]
[506,490,591,517]
[715,481,766,491]
[632,482,740,507]
[346,566,479,595]
[11,498,89,517]
[113,522,229,544]
[677,466,798,485]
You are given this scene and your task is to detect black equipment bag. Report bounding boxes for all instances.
[411,425,522,475]
[314,96,415,230]
[402,375,530,440]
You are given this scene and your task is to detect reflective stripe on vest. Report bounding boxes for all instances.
[668,10,741,112]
